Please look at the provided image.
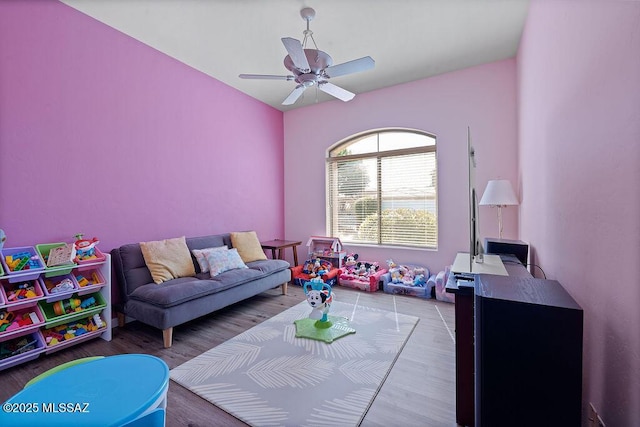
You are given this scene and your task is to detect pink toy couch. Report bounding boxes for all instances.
[338,262,387,292]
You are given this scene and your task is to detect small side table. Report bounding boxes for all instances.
[260,239,302,266]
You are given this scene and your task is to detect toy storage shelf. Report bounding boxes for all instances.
[0,251,111,371]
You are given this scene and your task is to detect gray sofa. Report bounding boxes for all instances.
[111,233,291,347]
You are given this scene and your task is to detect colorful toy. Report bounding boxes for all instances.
[74,234,100,260]
[53,298,82,316]
[303,277,333,323]
[44,277,75,294]
[75,274,90,287]
[80,296,96,309]
[4,252,39,272]
[294,277,355,343]
[0,310,16,332]
[6,282,37,301]
[41,315,105,347]
[93,314,104,328]
[74,271,102,287]
[0,335,37,360]
[302,258,333,278]
[0,310,36,332]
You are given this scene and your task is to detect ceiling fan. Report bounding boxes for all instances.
[239,7,375,106]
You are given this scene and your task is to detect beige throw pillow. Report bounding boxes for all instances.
[140,236,196,284]
[230,231,267,263]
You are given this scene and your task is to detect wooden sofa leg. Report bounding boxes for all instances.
[117,312,126,328]
[163,328,173,348]
[281,282,288,295]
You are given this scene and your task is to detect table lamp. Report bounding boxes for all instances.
[479,179,519,239]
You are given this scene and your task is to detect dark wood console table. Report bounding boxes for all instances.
[446,254,530,427]
[447,254,582,426]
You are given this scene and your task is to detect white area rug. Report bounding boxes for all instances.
[170,300,419,426]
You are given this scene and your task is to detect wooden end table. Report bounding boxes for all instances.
[260,239,302,266]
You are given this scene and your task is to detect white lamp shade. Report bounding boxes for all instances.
[479,180,519,206]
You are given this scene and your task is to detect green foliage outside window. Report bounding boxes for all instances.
[354,197,378,223]
[358,208,438,247]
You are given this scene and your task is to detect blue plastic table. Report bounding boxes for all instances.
[0,354,169,427]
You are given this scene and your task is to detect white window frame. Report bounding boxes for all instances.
[326,129,438,249]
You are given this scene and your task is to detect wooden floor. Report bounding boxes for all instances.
[0,286,458,427]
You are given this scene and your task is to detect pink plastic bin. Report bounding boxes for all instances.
[75,247,106,268]
[1,279,44,310]
[0,305,45,342]
[73,268,105,296]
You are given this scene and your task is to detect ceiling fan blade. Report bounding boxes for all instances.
[239,74,294,80]
[324,56,375,78]
[281,37,310,71]
[282,85,307,105]
[318,82,355,102]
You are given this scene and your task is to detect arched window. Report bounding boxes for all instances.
[326,129,437,249]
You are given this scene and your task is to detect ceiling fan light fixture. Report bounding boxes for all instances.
[238,6,375,106]
[300,7,316,22]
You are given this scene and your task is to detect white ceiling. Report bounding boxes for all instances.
[61,0,530,112]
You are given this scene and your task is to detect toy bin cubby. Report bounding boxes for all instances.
[76,246,106,265]
[72,268,106,296]
[1,246,45,282]
[40,294,107,354]
[38,292,106,328]
[40,274,80,302]
[0,243,111,371]
[0,331,46,371]
[0,305,45,341]
[36,242,76,277]
[1,278,44,310]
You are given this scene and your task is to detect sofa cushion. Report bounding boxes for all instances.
[127,260,288,308]
[247,259,290,275]
[140,236,196,284]
[230,231,267,263]
[129,266,263,308]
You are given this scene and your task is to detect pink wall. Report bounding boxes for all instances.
[284,60,518,273]
[0,2,284,253]
[518,0,640,424]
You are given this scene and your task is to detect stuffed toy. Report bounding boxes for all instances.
[367,263,380,275]
[302,260,315,275]
[303,258,332,278]
[402,274,414,286]
[354,262,368,276]
[390,268,402,283]
[343,253,358,267]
